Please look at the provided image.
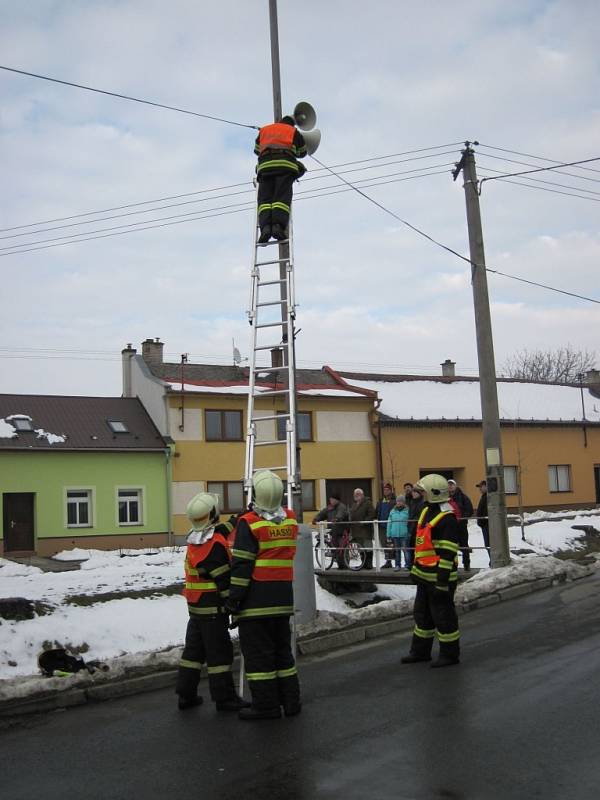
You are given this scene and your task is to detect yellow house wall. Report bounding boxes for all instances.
[169,392,377,530]
[380,423,600,509]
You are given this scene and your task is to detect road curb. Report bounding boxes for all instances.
[1,567,594,720]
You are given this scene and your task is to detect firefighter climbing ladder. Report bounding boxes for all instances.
[243,193,298,510]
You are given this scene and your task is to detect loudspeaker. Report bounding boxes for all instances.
[301,128,321,155]
[293,101,317,131]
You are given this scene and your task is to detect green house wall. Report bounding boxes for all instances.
[0,451,169,554]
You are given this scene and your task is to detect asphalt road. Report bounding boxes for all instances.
[3,572,600,800]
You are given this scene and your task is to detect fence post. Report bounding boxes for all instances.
[318,521,327,568]
[372,520,380,571]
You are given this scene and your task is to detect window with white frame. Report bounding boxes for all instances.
[67,490,92,527]
[548,465,571,493]
[503,466,518,495]
[118,489,143,525]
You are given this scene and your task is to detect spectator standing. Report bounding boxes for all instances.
[350,488,376,569]
[312,492,349,570]
[448,479,474,571]
[403,482,414,502]
[375,482,396,569]
[476,481,490,565]
[387,496,410,570]
[407,484,426,567]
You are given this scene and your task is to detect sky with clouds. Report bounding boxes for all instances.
[1,0,599,396]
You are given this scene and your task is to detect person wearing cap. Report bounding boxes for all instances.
[226,470,301,720]
[448,479,474,571]
[254,116,307,243]
[401,474,461,668]
[350,487,377,569]
[176,493,248,712]
[375,482,396,568]
[312,491,350,570]
[407,483,426,564]
[476,481,490,564]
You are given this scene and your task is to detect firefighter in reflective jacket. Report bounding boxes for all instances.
[254,116,307,244]
[401,474,461,668]
[226,470,301,720]
[176,493,249,712]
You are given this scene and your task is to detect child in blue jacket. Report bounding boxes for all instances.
[387,496,411,570]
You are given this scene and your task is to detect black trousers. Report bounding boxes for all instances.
[409,582,460,659]
[176,613,236,703]
[257,172,295,231]
[238,616,300,711]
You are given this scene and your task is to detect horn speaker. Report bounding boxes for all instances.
[293,101,317,131]
[301,128,321,155]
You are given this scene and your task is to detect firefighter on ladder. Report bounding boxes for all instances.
[401,474,461,668]
[176,492,249,712]
[254,116,307,244]
[226,470,301,720]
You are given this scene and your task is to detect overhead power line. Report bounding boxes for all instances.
[477,143,600,175]
[310,153,600,306]
[479,157,600,191]
[477,167,600,202]
[0,64,259,130]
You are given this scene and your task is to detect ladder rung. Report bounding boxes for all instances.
[253,465,287,472]
[252,414,290,422]
[255,238,289,246]
[258,389,290,396]
[255,439,285,447]
[255,321,286,329]
[258,279,286,287]
[256,258,290,266]
[254,365,287,373]
[254,344,284,351]
[257,300,286,307]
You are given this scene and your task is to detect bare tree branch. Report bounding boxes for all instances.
[500,345,597,384]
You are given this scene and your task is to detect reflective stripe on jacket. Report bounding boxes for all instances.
[183,532,229,604]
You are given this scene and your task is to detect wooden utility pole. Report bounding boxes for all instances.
[453,143,510,567]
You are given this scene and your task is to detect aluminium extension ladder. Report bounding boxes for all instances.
[243,193,299,511]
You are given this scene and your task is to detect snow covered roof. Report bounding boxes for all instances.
[341,377,600,423]
[165,381,365,399]
[0,395,168,451]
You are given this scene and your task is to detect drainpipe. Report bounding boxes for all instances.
[371,398,383,493]
[165,445,173,547]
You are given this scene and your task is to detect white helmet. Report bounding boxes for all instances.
[186,492,220,532]
[253,470,283,513]
[415,474,450,504]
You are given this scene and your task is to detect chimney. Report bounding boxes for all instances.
[441,359,456,378]
[270,348,283,368]
[142,337,164,367]
[122,343,136,397]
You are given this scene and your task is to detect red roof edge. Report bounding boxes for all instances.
[323,366,378,398]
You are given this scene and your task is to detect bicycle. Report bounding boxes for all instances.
[313,527,366,571]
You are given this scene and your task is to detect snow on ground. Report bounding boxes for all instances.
[0,512,597,686]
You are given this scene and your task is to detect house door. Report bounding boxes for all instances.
[594,466,600,504]
[3,493,35,552]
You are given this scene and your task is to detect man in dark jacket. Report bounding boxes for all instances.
[476,480,490,565]
[350,488,376,569]
[448,479,474,571]
[406,484,425,570]
[312,492,349,569]
[401,474,461,668]
[254,116,307,243]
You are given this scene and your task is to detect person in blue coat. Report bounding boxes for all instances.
[387,495,411,570]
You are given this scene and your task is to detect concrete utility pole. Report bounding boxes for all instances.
[268,0,303,518]
[453,143,510,567]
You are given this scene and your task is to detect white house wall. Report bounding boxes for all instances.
[316,411,372,441]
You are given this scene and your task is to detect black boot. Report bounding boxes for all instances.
[238,706,282,720]
[271,223,286,240]
[283,701,302,717]
[258,225,271,244]
[401,653,432,664]
[216,696,251,712]
[178,695,203,710]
